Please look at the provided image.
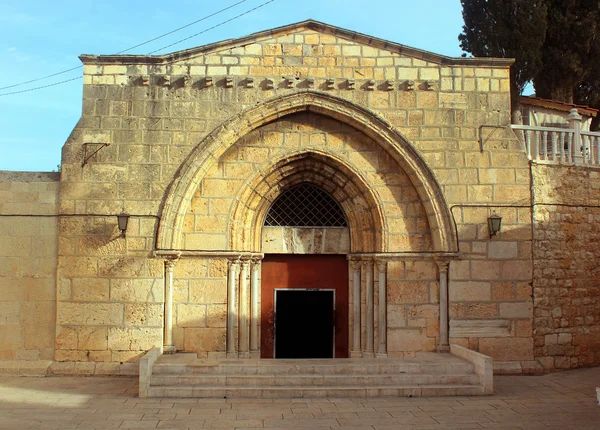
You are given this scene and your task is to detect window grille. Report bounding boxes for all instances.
[264,183,348,227]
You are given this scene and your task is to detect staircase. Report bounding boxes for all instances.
[143,351,490,398]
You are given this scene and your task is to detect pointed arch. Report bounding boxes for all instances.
[229,150,386,253]
[157,90,457,253]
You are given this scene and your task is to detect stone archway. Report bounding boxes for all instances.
[156,90,457,254]
[228,150,387,253]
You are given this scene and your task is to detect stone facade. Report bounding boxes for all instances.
[532,165,600,370]
[0,172,58,363]
[0,20,597,374]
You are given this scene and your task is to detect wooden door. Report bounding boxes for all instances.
[261,254,349,358]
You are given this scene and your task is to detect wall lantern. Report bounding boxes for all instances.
[117,213,130,236]
[488,213,502,238]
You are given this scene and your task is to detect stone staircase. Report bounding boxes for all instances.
[143,350,491,398]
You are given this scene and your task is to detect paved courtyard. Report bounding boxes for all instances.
[0,367,599,429]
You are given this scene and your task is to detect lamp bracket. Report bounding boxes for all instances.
[82,142,110,167]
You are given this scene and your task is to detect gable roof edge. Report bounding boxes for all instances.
[79,19,514,67]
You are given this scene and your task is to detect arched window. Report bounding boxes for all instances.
[264,183,348,227]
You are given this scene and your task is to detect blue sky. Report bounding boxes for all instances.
[0,0,469,171]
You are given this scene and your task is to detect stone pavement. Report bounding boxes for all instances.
[0,367,598,430]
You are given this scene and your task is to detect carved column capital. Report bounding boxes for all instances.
[251,256,263,265]
[435,259,450,273]
[164,257,178,271]
[349,258,362,271]
[374,258,387,273]
[361,257,374,270]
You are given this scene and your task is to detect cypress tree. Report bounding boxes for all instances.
[459,0,548,123]
[533,1,600,104]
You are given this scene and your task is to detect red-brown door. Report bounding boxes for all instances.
[261,254,349,358]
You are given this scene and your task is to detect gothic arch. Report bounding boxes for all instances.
[157,90,457,253]
[228,150,386,253]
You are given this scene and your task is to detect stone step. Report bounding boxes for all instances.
[147,384,486,398]
[151,361,475,376]
[150,373,481,387]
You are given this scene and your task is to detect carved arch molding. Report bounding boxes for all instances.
[156,90,457,253]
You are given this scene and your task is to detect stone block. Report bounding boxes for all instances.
[78,327,108,350]
[189,279,227,304]
[479,337,533,361]
[108,327,161,351]
[57,303,123,325]
[471,261,501,280]
[499,302,533,319]
[184,233,227,251]
[23,324,54,350]
[388,281,430,304]
[449,281,491,302]
[488,241,518,259]
[184,327,226,352]
[207,304,227,328]
[110,278,162,303]
[501,261,532,280]
[450,319,510,337]
[465,303,498,318]
[124,303,163,326]
[404,261,436,280]
[72,278,109,302]
[55,326,77,350]
[388,329,435,352]
[387,304,406,328]
[0,302,20,324]
[177,304,207,328]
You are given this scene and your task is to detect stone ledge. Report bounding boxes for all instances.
[450,344,493,395]
[0,360,51,376]
[0,171,59,182]
[494,360,544,375]
[0,361,138,377]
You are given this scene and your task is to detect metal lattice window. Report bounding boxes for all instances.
[264,183,348,227]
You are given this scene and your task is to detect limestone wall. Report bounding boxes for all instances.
[55,24,534,364]
[532,164,600,370]
[0,171,59,361]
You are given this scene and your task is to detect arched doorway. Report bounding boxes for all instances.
[259,183,350,358]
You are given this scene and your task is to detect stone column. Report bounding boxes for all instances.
[350,259,362,358]
[436,260,450,352]
[238,259,250,358]
[376,259,387,358]
[250,257,261,357]
[364,259,375,358]
[163,258,177,353]
[227,258,240,358]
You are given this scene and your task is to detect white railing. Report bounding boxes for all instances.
[511,108,600,166]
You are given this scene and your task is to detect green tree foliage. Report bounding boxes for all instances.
[459,0,548,122]
[575,80,600,130]
[533,1,600,105]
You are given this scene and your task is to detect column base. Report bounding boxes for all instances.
[238,352,250,359]
[376,353,388,359]
[350,350,363,358]
[436,345,450,353]
[362,351,376,358]
[163,345,176,354]
[226,352,238,358]
[250,351,260,358]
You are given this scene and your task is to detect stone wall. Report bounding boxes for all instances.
[54,23,534,364]
[0,171,58,362]
[532,164,600,370]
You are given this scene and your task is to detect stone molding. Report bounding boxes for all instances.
[157,90,457,254]
[79,19,514,68]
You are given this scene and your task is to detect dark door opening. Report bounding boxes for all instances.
[261,254,349,358]
[275,290,334,359]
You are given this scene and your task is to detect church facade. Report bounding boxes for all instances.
[1,21,599,377]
